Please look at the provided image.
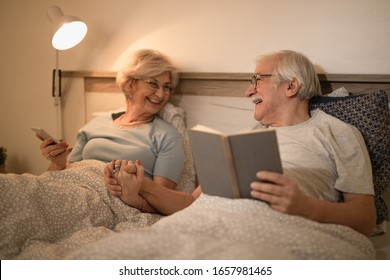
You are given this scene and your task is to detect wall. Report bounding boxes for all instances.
[1,0,390,174]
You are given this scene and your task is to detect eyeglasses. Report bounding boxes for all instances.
[143,79,173,94]
[251,73,273,89]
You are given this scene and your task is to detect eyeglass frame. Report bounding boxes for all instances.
[143,79,173,94]
[251,73,273,89]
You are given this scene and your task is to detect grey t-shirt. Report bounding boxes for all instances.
[253,109,374,202]
[67,114,185,183]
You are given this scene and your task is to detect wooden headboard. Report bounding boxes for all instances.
[63,71,390,96]
[61,71,390,142]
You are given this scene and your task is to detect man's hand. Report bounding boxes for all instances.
[104,160,145,209]
[250,171,312,217]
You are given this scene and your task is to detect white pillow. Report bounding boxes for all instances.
[159,103,196,193]
[326,87,349,97]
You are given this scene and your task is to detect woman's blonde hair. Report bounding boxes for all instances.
[116,49,178,93]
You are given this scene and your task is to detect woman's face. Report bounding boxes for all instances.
[130,72,172,116]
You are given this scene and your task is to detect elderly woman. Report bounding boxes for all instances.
[38,49,184,191]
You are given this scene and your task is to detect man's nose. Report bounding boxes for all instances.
[244,85,256,97]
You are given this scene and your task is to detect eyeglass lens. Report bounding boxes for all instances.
[145,80,173,94]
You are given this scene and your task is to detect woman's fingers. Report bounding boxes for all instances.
[40,139,68,160]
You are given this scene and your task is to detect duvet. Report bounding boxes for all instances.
[0,160,375,259]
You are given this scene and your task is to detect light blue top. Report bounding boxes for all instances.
[67,114,185,183]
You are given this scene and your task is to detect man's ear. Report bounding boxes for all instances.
[286,78,300,98]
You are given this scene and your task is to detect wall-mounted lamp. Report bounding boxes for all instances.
[46,5,87,139]
[47,5,87,50]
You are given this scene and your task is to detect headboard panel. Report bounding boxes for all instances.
[61,71,390,141]
[63,71,390,97]
[317,74,390,95]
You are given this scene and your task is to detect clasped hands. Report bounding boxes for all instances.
[104,159,145,210]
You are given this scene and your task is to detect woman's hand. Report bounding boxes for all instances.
[39,138,71,170]
[250,171,311,217]
[104,160,145,210]
[104,160,122,196]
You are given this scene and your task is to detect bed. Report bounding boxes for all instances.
[0,72,389,260]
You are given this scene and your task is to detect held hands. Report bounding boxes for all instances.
[103,161,122,196]
[104,160,145,210]
[250,171,312,217]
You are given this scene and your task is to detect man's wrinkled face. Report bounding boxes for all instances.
[245,57,285,125]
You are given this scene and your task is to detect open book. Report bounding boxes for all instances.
[188,125,283,198]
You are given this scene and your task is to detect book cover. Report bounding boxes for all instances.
[188,125,283,198]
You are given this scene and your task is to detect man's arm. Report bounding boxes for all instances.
[104,160,201,215]
[303,192,376,237]
[250,171,376,237]
[140,181,201,215]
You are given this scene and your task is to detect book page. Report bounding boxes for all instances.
[190,124,223,135]
[188,130,239,198]
[228,129,283,198]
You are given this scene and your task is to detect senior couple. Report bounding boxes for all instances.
[39,49,375,237]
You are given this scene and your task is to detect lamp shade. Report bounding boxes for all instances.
[47,5,87,50]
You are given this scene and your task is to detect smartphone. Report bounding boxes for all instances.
[31,127,58,144]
